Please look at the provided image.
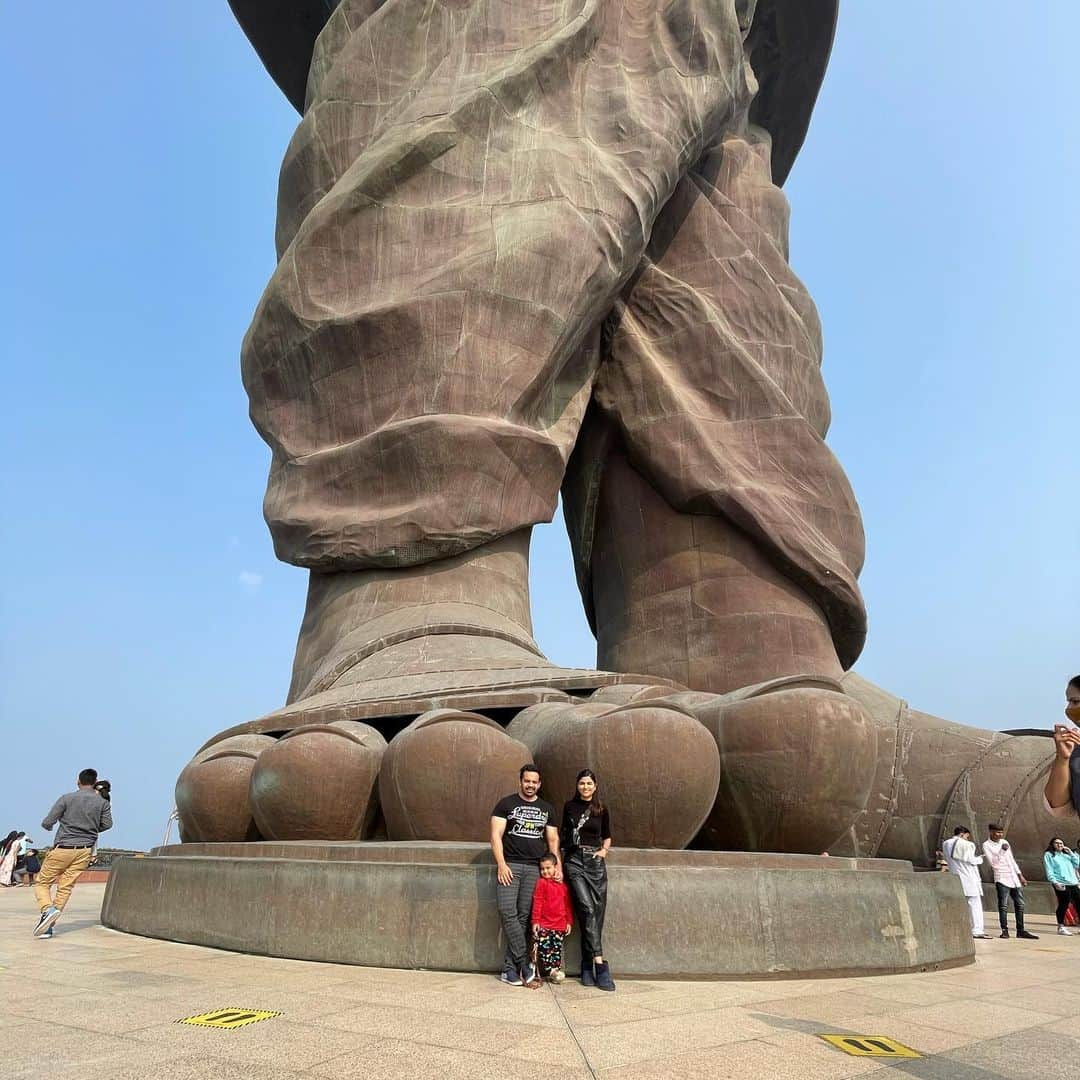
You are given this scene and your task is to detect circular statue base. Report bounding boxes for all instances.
[102,843,974,978]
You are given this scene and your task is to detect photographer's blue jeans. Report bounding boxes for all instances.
[994,882,1026,932]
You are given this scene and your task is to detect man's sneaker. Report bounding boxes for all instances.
[40,927,54,938]
[499,969,524,986]
[1017,931,1039,939]
[549,969,566,984]
[33,906,61,938]
[1058,926,1073,936]
[999,929,1010,938]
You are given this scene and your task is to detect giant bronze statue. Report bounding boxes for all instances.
[173,0,1061,882]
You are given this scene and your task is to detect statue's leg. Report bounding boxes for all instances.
[570,126,867,680]
[563,128,1062,865]
[563,127,878,853]
[240,0,752,696]
[178,1,760,841]
[590,443,845,694]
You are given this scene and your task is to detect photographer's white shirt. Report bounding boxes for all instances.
[982,839,1023,887]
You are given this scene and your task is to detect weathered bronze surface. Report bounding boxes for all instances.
[249,720,386,840]
[378,710,532,842]
[171,1,1064,880]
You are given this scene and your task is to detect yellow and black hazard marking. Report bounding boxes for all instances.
[819,1034,921,1058]
[176,1008,281,1030]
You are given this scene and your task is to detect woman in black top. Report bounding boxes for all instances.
[561,769,614,991]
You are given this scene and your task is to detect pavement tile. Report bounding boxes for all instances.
[93,969,200,991]
[822,1013,982,1054]
[929,967,1048,992]
[146,984,376,1022]
[555,993,664,1027]
[83,955,246,978]
[127,1017,383,1067]
[4,1022,158,1080]
[459,988,578,1027]
[0,974,102,1003]
[599,1035,887,1079]
[731,978,866,1003]
[615,983,782,1015]
[311,1039,593,1079]
[571,1005,776,1070]
[837,976,974,1007]
[326,965,473,990]
[937,1027,1074,1080]
[882,1000,1051,1039]
[311,1002,585,1064]
[322,975,525,1014]
[1040,1017,1080,1043]
[0,1015,37,1031]
[7,989,222,1034]
[751,990,903,1025]
[973,985,1080,1017]
[84,1052,317,1080]
[7,962,152,992]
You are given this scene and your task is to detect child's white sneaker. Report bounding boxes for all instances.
[549,969,566,983]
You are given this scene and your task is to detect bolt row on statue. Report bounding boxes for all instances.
[176,0,1062,880]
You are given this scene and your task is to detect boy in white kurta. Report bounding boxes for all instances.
[942,827,990,939]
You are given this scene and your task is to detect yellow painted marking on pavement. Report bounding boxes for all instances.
[819,1034,921,1058]
[176,1008,280,1029]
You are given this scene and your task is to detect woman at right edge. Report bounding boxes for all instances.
[562,769,615,991]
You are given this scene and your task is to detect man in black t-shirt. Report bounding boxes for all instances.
[490,764,560,986]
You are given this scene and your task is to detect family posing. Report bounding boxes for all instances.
[490,765,615,991]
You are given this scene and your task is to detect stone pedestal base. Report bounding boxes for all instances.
[102,843,973,978]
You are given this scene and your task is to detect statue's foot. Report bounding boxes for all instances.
[508,694,721,849]
[174,528,682,844]
[598,676,880,855]
[226,631,665,741]
[836,672,1061,882]
[204,528,676,749]
[175,688,709,847]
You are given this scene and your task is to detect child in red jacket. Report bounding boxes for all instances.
[531,852,573,983]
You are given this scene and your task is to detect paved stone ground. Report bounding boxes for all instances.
[2,885,1076,1079]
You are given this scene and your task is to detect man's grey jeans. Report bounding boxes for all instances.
[496,861,539,973]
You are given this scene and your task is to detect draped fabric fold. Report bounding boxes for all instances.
[242,0,866,661]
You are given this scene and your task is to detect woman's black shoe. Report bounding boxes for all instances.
[594,960,616,991]
[580,960,596,987]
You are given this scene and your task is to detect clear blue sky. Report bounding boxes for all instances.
[2,4,1077,851]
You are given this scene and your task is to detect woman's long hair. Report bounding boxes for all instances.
[575,769,604,817]
[0,831,18,856]
[1046,836,1068,855]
